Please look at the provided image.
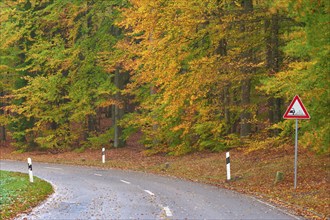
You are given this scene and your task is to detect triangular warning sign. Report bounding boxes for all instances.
[283,95,310,119]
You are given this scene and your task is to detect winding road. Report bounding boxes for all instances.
[0,160,300,219]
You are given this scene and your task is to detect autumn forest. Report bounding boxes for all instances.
[0,0,329,155]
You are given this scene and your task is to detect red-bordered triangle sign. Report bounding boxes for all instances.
[283,95,310,119]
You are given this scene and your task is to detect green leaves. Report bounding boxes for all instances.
[1,0,125,151]
[261,0,330,153]
[0,0,328,154]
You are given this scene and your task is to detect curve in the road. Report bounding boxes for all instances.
[0,160,301,220]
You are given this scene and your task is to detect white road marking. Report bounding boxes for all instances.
[251,196,301,220]
[255,198,277,209]
[144,190,155,196]
[94,173,102,176]
[120,180,131,184]
[44,167,63,170]
[163,206,173,217]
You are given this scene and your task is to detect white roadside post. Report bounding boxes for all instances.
[283,95,310,189]
[102,147,105,163]
[226,152,231,181]
[27,157,33,183]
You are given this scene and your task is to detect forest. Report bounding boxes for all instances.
[0,0,329,155]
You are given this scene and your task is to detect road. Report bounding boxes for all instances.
[0,160,300,219]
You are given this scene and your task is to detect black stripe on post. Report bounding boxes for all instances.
[226,156,230,165]
[28,164,32,171]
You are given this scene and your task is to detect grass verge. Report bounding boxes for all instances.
[0,170,53,220]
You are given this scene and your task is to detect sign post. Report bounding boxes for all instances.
[294,119,298,189]
[283,95,310,189]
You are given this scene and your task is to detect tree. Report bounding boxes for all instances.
[1,0,327,155]
[116,0,268,154]
[261,0,330,153]
[1,0,128,151]
[265,12,282,130]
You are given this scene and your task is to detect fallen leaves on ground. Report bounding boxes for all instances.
[0,139,328,219]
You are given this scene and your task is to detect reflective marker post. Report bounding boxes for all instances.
[27,158,33,183]
[102,147,105,164]
[226,152,231,181]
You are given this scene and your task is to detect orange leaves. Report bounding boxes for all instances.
[97,99,123,109]
[115,0,238,153]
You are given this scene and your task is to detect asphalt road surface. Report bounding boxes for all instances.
[0,160,300,220]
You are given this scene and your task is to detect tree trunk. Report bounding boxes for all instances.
[266,13,282,134]
[224,85,231,132]
[216,37,231,133]
[231,87,240,133]
[88,115,97,132]
[0,126,5,142]
[0,90,5,142]
[113,68,126,148]
[240,0,253,137]
[240,78,252,137]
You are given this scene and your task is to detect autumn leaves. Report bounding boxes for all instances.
[0,0,328,154]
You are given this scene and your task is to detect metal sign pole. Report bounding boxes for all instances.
[294,119,298,189]
[283,95,310,189]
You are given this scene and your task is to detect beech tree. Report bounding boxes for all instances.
[1,0,328,155]
[115,0,269,154]
[261,0,330,153]
[1,0,127,151]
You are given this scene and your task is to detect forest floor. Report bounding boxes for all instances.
[0,137,329,219]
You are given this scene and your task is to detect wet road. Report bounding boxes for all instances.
[0,160,300,219]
